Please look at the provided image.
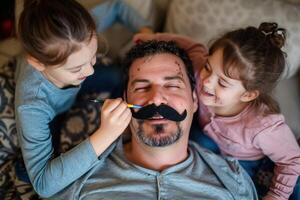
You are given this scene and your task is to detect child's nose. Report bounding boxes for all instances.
[82,64,94,77]
[147,86,168,106]
[203,74,216,88]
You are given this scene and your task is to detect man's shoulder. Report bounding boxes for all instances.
[189,141,230,162]
[189,141,258,200]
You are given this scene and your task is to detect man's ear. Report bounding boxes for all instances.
[240,90,259,102]
[192,89,198,112]
[26,55,46,71]
[123,91,126,102]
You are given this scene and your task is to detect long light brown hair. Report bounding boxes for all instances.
[18,0,96,66]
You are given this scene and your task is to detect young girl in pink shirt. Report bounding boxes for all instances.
[134,22,300,200]
[194,22,300,200]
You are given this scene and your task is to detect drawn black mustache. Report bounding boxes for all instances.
[131,103,187,122]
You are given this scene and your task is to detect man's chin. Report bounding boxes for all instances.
[135,120,182,147]
[137,129,182,147]
[151,135,177,146]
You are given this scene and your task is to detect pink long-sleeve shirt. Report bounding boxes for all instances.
[199,100,300,199]
[134,32,300,200]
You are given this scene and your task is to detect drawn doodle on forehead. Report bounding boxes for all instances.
[174,61,184,79]
[175,60,181,67]
[133,55,154,73]
[143,55,154,63]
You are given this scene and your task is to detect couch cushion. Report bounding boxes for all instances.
[164,0,300,78]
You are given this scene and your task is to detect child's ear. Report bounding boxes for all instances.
[240,90,259,102]
[26,55,46,71]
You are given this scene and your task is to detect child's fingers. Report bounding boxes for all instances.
[133,33,154,44]
[133,33,142,43]
[116,109,132,130]
[123,110,132,126]
[118,107,132,122]
[138,27,153,34]
[110,101,129,118]
[102,98,123,113]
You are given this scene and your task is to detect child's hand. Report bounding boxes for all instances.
[133,32,156,44]
[99,98,132,136]
[90,98,132,156]
[138,26,153,34]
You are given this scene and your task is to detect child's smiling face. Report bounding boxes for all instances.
[40,36,98,88]
[199,48,250,116]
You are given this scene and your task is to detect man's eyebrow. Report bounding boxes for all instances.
[130,76,185,85]
[164,75,185,82]
[130,79,150,86]
[207,60,232,85]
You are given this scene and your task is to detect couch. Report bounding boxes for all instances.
[0,0,299,199]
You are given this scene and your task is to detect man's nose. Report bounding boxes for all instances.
[148,86,168,106]
[82,64,95,77]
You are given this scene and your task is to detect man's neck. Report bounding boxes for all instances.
[124,138,189,172]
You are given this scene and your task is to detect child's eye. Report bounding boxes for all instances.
[70,68,81,73]
[204,63,210,71]
[218,80,227,88]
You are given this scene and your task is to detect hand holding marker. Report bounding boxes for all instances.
[91,99,186,121]
[90,99,142,109]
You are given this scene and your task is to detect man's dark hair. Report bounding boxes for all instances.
[122,40,195,92]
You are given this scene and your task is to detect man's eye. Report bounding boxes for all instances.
[166,85,180,89]
[135,87,149,92]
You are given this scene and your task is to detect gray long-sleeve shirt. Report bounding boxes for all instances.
[50,140,258,200]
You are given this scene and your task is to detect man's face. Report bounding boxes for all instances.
[126,53,198,147]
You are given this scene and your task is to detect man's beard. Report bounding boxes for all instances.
[136,121,183,147]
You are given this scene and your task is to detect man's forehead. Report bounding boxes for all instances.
[129,53,186,76]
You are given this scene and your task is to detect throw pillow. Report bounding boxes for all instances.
[165,0,300,78]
